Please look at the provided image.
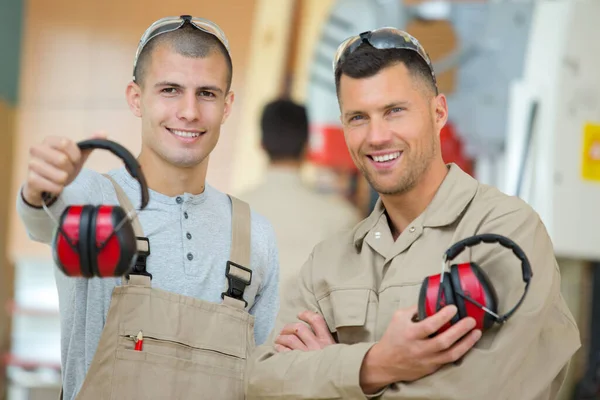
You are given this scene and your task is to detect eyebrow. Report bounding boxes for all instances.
[343,101,410,119]
[154,81,224,94]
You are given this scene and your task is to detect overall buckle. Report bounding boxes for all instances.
[221,261,252,307]
[127,236,152,279]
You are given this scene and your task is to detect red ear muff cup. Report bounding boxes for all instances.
[89,206,100,277]
[452,262,499,332]
[78,205,95,278]
[418,272,459,335]
[450,265,468,320]
[47,140,151,278]
[93,205,137,277]
[53,204,138,278]
[110,208,137,276]
[418,277,430,322]
[468,263,499,331]
[53,206,85,277]
[422,234,532,334]
[441,275,459,326]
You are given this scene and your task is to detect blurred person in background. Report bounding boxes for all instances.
[239,98,361,295]
[15,15,279,400]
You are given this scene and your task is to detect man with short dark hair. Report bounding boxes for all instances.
[246,28,580,399]
[260,99,309,161]
[17,16,279,399]
[240,98,360,296]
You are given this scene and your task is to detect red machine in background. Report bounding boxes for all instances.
[440,121,474,177]
[307,124,357,173]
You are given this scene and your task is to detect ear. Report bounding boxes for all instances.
[433,93,449,135]
[126,81,143,118]
[221,90,235,125]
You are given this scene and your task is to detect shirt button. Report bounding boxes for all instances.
[184,212,188,219]
[186,232,192,240]
[409,227,416,233]
[176,196,183,204]
[187,253,193,261]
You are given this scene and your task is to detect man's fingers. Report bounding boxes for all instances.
[58,137,82,165]
[29,160,70,188]
[423,317,477,354]
[30,145,77,174]
[411,305,458,338]
[79,132,106,164]
[42,136,71,150]
[393,304,419,325]
[274,344,292,353]
[406,304,419,317]
[428,329,482,365]
[26,171,64,198]
[298,311,333,343]
[89,130,109,140]
[77,132,109,165]
[275,334,308,352]
[280,322,321,350]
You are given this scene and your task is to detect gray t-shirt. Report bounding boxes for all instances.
[15,167,280,400]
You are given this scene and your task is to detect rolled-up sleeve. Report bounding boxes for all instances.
[246,253,378,400]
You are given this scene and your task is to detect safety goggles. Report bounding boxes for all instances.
[132,15,231,81]
[333,27,437,87]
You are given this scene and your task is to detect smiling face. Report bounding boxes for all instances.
[338,62,447,195]
[126,42,233,169]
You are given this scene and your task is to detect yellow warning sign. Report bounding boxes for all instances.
[582,122,600,182]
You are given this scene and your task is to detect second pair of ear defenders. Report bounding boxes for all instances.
[418,233,533,334]
[48,139,150,278]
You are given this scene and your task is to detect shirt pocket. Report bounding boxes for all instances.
[318,289,376,344]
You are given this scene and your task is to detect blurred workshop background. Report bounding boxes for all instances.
[1,0,599,399]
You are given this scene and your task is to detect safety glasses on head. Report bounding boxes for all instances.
[132,15,230,81]
[333,27,437,87]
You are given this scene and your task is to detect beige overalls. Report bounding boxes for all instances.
[62,176,256,399]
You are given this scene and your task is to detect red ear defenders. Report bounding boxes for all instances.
[418,233,533,334]
[48,139,150,278]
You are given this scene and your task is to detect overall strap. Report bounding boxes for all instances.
[221,195,252,309]
[103,174,151,287]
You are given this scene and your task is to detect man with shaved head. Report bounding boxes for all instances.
[16,15,279,399]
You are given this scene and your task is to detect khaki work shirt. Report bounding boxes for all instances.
[246,164,581,400]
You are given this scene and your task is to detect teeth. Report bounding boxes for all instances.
[372,151,401,163]
[171,129,201,138]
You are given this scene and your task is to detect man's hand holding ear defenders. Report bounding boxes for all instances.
[23,132,108,207]
[358,304,480,393]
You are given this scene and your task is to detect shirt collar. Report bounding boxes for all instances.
[353,163,479,248]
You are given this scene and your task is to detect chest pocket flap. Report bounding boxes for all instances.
[317,289,371,333]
